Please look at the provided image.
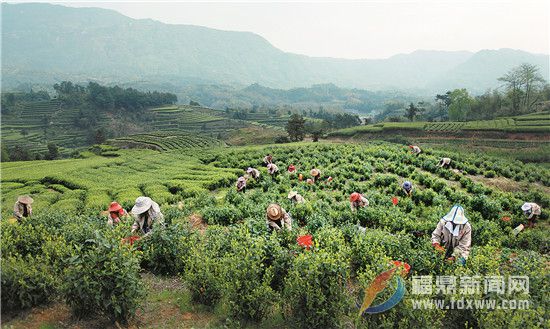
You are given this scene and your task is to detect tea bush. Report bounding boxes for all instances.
[62,232,145,322]
[283,250,351,329]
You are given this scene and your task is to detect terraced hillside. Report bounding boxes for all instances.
[1,103,283,157]
[329,111,550,136]
[1,99,109,154]
[108,132,224,150]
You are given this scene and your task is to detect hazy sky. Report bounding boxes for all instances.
[35,1,550,59]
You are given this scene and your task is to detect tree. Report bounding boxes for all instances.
[448,89,473,121]
[517,63,545,111]
[498,67,523,115]
[435,91,451,119]
[189,100,200,106]
[94,129,106,144]
[405,103,422,121]
[46,143,59,160]
[286,114,306,142]
[1,145,10,162]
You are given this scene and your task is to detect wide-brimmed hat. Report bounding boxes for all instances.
[442,205,468,224]
[521,203,532,212]
[17,195,34,204]
[403,181,412,189]
[267,203,283,221]
[131,196,155,215]
[310,168,320,176]
[288,191,298,199]
[350,192,360,202]
[108,201,123,213]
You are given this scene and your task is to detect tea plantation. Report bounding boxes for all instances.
[2,142,549,328]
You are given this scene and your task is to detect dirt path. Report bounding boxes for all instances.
[1,274,218,329]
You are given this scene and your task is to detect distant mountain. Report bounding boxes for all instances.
[2,3,548,93]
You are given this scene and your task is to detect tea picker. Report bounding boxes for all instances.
[350,192,369,212]
[106,201,129,226]
[287,164,296,174]
[409,145,422,155]
[438,157,451,168]
[288,191,305,204]
[521,202,541,228]
[131,196,164,236]
[402,181,413,197]
[236,175,247,193]
[263,154,273,165]
[310,168,321,182]
[266,203,292,231]
[14,195,33,221]
[267,163,279,176]
[431,205,471,265]
[246,167,260,179]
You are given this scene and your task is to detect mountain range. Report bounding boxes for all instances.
[2,3,549,94]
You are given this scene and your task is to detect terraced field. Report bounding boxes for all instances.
[1,99,108,153]
[108,132,224,150]
[1,148,237,214]
[330,111,550,136]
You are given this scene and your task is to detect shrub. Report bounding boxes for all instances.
[62,232,145,323]
[1,254,58,311]
[138,223,196,275]
[221,232,278,322]
[202,205,242,225]
[283,250,351,329]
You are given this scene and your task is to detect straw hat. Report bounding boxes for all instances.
[442,205,468,224]
[287,191,298,199]
[108,201,123,213]
[17,195,34,204]
[266,203,283,221]
[131,196,156,215]
[310,168,320,177]
[350,192,360,202]
[521,203,532,212]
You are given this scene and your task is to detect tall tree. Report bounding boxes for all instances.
[498,66,523,115]
[448,89,472,121]
[405,103,420,121]
[517,63,545,111]
[286,114,306,142]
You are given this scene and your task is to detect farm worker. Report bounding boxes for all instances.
[431,205,471,264]
[350,192,369,212]
[402,181,413,197]
[263,154,273,164]
[131,196,164,235]
[106,201,128,226]
[298,173,303,181]
[409,145,422,155]
[266,203,292,231]
[13,195,33,221]
[288,164,296,173]
[306,178,314,185]
[246,167,260,179]
[438,157,451,168]
[310,168,321,182]
[521,202,541,228]
[267,163,279,175]
[288,191,305,204]
[236,175,247,192]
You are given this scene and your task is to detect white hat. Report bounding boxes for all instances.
[442,205,468,224]
[521,203,532,212]
[131,196,156,215]
[288,191,298,199]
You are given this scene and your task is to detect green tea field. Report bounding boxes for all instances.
[2,141,549,328]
